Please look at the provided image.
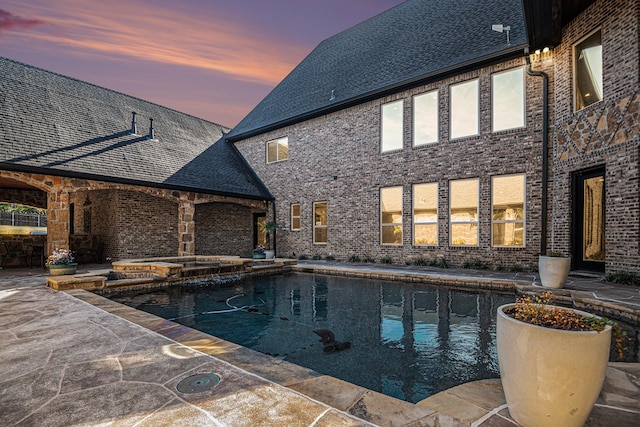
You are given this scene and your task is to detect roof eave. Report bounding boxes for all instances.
[228,44,528,142]
[0,163,275,202]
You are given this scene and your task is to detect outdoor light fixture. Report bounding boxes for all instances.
[529,46,553,63]
[492,24,511,45]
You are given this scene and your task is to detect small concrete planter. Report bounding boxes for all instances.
[538,255,571,288]
[264,250,275,259]
[48,263,78,276]
[497,304,611,427]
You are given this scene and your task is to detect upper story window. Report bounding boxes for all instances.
[575,30,602,110]
[492,68,525,132]
[450,178,479,246]
[266,137,288,163]
[450,79,479,139]
[413,183,438,245]
[381,186,403,244]
[381,100,403,152]
[313,202,327,244]
[413,90,439,146]
[291,203,301,231]
[492,174,525,247]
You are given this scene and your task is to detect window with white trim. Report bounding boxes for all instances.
[575,30,602,110]
[492,68,525,132]
[381,100,403,152]
[492,174,525,247]
[413,183,438,245]
[450,79,479,139]
[266,137,288,163]
[291,203,301,231]
[381,186,403,244]
[413,90,438,146]
[450,178,479,246]
[313,202,327,244]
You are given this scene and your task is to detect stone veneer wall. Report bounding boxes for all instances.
[195,202,259,257]
[235,57,550,269]
[550,0,640,273]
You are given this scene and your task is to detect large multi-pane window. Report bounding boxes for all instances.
[450,79,479,139]
[313,202,327,244]
[266,137,288,163]
[381,186,403,244]
[291,203,301,231]
[492,68,525,132]
[575,30,602,110]
[450,179,479,246]
[413,183,438,245]
[381,100,403,152]
[492,174,525,247]
[413,90,438,146]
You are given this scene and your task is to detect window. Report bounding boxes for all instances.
[413,183,438,245]
[381,186,403,244]
[450,179,479,246]
[492,68,525,132]
[450,79,479,139]
[266,137,288,163]
[381,100,403,152]
[413,90,438,146]
[313,202,327,244]
[575,30,602,110]
[291,204,301,231]
[492,174,525,247]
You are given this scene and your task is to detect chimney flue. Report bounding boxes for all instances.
[148,118,155,140]
[130,112,137,135]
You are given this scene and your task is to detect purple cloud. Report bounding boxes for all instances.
[0,9,44,35]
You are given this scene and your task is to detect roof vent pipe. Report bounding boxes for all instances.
[130,112,138,135]
[148,118,155,140]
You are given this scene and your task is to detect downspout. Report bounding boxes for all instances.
[525,48,549,255]
[272,202,277,256]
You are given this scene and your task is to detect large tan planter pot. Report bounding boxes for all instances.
[538,255,571,288]
[48,263,78,276]
[497,304,611,427]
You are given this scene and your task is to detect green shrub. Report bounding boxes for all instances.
[312,254,322,260]
[429,257,449,268]
[325,254,336,261]
[412,257,429,266]
[462,259,489,270]
[606,271,640,286]
[298,254,308,260]
[363,254,376,263]
[348,254,361,263]
[380,256,392,264]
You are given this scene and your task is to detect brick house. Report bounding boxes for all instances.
[0,57,273,263]
[229,0,639,274]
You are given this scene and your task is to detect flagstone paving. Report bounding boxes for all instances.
[0,262,638,426]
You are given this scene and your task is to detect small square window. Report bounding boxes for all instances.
[266,137,288,163]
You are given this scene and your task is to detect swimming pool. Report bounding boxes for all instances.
[108,273,518,403]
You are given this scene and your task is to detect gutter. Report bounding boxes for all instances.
[524,48,549,256]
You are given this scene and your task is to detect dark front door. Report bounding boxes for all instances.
[572,166,605,272]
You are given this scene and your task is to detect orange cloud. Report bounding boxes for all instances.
[0,8,44,34]
[5,0,307,86]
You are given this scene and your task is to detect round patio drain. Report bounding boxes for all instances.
[176,373,221,394]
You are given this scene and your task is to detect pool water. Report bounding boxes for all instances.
[108,273,515,403]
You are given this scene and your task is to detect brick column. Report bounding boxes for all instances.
[46,190,70,255]
[178,200,195,256]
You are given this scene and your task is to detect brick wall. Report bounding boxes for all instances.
[235,58,549,269]
[551,0,640,273]
[195,202,259,256]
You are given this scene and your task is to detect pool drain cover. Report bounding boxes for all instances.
[176,373,221,394]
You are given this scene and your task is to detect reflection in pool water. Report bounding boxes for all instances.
[108,273,515,403]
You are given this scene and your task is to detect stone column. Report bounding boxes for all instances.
[178,200,195,256]
[46,190,70,255]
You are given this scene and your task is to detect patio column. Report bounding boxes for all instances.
[178,200,195,256]
[46,190,70,255]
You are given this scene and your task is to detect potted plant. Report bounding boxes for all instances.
[46,248,77,276]
[259,220,277,259]
[252,245,266,259]
[497,292,624,427]
[538,251,571,288]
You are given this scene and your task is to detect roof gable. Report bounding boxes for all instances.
[0,57,272,200]
[228,0,527,140]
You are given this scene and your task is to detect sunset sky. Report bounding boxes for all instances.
[1,0,404,127]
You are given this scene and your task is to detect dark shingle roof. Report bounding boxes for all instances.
[0,57,272,200]
[228,0,527,140]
